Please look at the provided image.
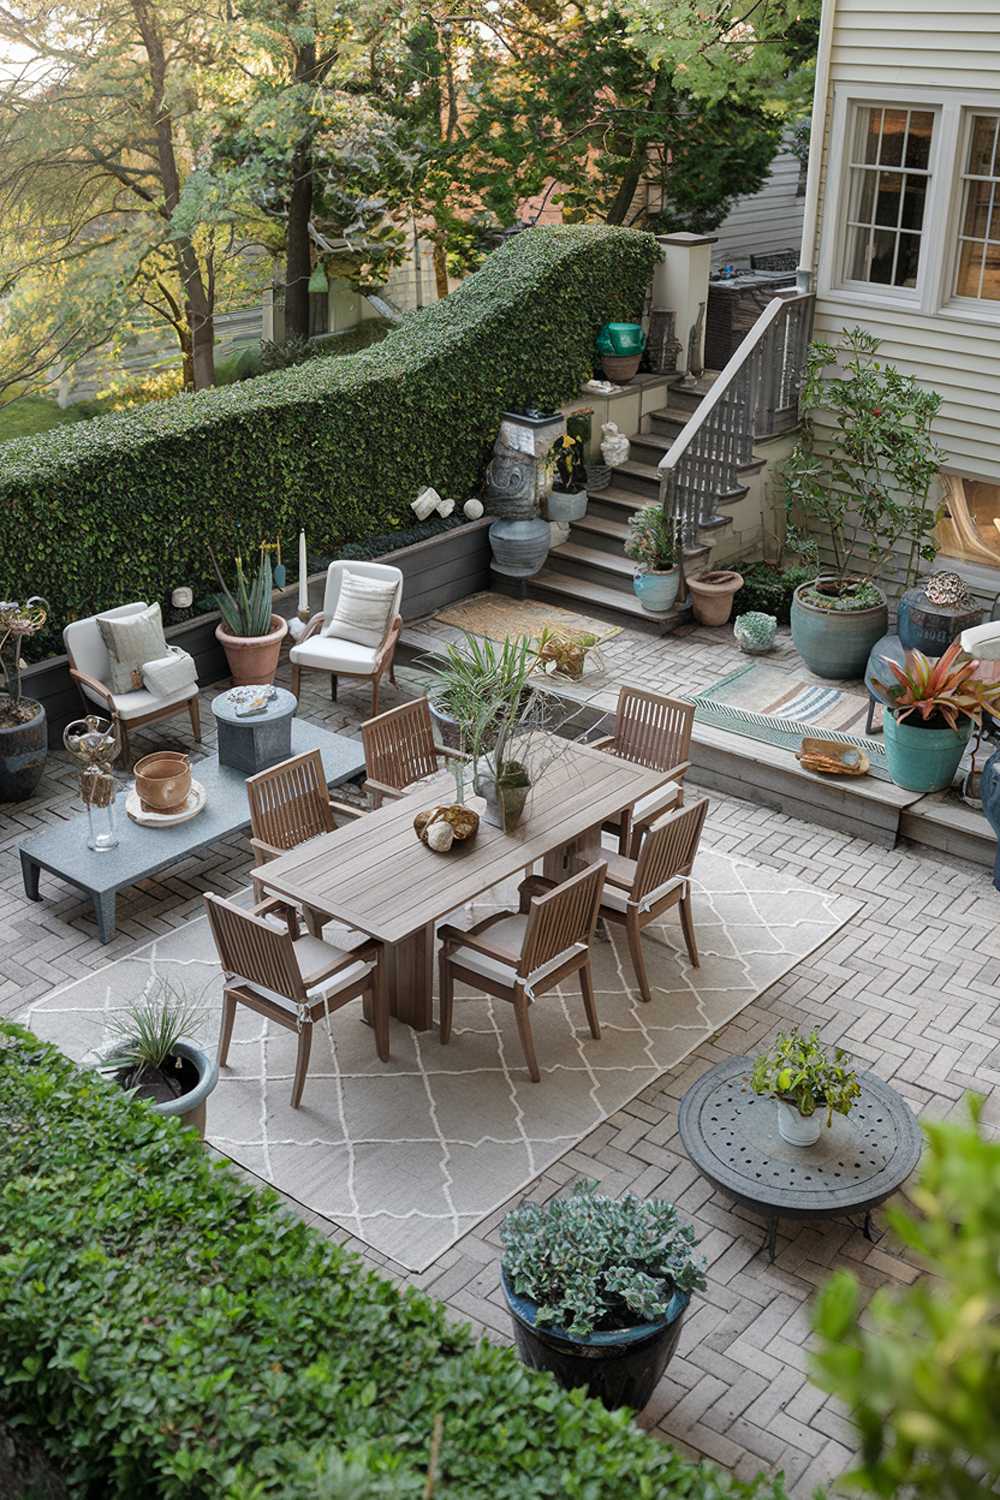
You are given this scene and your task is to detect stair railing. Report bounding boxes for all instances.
[658,291,815,547]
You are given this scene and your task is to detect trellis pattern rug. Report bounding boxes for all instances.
[22,848,857,1271]
[694,664,889,778]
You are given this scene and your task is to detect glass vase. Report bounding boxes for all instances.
[86,797,118,853]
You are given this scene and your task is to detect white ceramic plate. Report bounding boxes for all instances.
[126,779,208,827]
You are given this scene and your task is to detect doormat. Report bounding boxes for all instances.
[694,664,890,779]
[435,592,621,646]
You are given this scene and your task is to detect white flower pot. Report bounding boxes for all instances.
[776,1100,822,1147]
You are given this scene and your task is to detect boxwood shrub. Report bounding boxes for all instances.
[0,1023,786,1498]
[0,226,658,660]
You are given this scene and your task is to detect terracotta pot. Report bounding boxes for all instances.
[215,613,288,687]
[601,353,641,382]
[687,569,744,627]
[134,751,192,812]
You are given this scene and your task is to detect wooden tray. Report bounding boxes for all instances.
[796,738,870,777]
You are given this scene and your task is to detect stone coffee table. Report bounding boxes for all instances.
[678,1055,922,1261]
[18,721,365,944]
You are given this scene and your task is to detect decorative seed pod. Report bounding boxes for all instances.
[414,804,479,848]
[924,570,972,609]
[426,820,455,852]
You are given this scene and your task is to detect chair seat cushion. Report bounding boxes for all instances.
[450,914,527,985]
[80,678,198,722]
[289,635,379,674]
[600,884,631,913]
[606,780,682,829]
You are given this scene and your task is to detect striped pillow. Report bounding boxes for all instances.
[325,572,397,650]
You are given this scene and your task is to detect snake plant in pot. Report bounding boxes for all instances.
[212,549,287,686]
[500,1182,706,1410]
[873,642,1000,793]
[750,1029,861,1147]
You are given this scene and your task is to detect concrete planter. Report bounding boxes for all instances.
[489,517,550,578]
[545,489,588,523]
[0,700,47,803]
[790,580,888,680]
[215,614,288,687]
[94,1038,219,1137]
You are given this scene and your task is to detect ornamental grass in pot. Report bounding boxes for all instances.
[624,506,680,614]
[212,550,287,686]
[873,642,1000,793]
[750,1029,861,1147]
[500,1182,706,1411]
[0,596,49,803]
[92,978,218,1137]
[784,328,944,679]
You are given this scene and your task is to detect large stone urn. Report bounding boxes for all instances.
[485,410,565,581]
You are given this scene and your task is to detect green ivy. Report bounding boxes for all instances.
[0,226,658,661]
[0,1023,786,1498]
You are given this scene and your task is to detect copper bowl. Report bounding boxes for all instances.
[134,751,192,813]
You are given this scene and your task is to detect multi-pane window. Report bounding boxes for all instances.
[843,106,934,289]
[955,114,1000,301]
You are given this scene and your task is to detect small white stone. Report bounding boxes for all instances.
[426,820,455,852]
[412,486,441,521]
[463,497,484,520]
[437,497,455,518]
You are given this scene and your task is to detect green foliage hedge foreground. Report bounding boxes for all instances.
[0,225,658,661]
[0,1024,787,1499]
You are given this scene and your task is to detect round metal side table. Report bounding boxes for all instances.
[678,1056,922,1261]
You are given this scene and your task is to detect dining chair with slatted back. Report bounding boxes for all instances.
[591,687,694,855]
[204,892,388,1107]
[598,797,709,1003]
[437,861,607,1083]
[361,697,465,808]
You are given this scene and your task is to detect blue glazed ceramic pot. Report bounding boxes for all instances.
[882,711,971,793]
[790,580,888,680]
[981,744,1000,890]
[632,568,680,614]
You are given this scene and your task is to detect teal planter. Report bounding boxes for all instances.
[883,711,972,793]
[597,322,646,356]
[790,581,888,680]
[633,567,680,613]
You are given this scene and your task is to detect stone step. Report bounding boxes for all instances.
[521,570,687,634]
[585,485,652,522]
[608,459,662,499]
[569,513,631,553]
[547,541,635,592]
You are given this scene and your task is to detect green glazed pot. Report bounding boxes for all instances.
[790,580,888,680]
[882,711,972,793]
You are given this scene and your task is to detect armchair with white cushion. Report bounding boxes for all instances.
[289,560,403,717]
[63,603,201,768]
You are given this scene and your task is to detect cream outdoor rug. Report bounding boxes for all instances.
[435,592,621,646]
[22,847,857,1272]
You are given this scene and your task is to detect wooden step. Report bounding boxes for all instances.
[547,541,635,591]
[608,459,662,498]
[586,484,651,521]
[523,569,687,632]
[570,513,630,549]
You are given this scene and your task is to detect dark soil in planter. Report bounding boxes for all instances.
[798,578,885,611]
[0,698,41,730]
[113,1052,200,1105]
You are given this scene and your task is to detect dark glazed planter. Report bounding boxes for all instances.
[0,701,47,803]
[790,579,888,680]
[501,1269,689,1411]
[981,742,1000,891]
[96,1038,219,1138]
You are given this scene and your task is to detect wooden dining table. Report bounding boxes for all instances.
[255,735,678,1030]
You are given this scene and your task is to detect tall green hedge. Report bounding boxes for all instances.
[0,226,658,660]
[0,1023,786,1498]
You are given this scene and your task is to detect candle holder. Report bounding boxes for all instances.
[63,716,121,851]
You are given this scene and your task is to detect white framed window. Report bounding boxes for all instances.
[841,105,935,291]
[953,112,1000,303]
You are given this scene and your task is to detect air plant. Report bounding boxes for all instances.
[873,642,1000,731]
[210,548,274,638]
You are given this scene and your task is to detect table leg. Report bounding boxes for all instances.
[20,850,40,902]
[93,890,117,945]
[863,1210,875,1242]
[384,921,435,1030]
[542,820,605,882]
[766,1215,778,1263]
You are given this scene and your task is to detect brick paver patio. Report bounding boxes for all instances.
[4,624,998,1497]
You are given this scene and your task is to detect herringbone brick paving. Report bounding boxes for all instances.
[3,640,997,1497]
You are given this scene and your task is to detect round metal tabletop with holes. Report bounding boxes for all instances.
[678,1056,922,1259]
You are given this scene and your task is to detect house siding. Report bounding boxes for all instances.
[711,146,805,268]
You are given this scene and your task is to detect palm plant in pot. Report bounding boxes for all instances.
[784,328,944,679]
[95,977,218,1137]
[624,506,680,614]
[212,549,287,686]
[500,1181,706,1411]
[750,1029,861,1147]
[0,595,49,802]
[873,643,1000,793]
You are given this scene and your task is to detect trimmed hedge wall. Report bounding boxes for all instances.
[0,1024,786,1499]
[0,226,658,660]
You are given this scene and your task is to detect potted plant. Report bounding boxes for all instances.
[873,642,1000,793]
[212,549,288,686]
[784,328,945,679]
[624,506,680,613]
[686,568,744,627]
[750,1029,861,1147]
[425,632,542,750]
[94,977,218,1137]
[545,432,589,523]
[500,1182,706,1410]
[0,596,49,803]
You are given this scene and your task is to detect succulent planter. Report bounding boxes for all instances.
[215,614,288,687]
[790,579,888,680]
[776,1100,823,1147]
[545,489,588,523]
[734,611,777,654]
[687,569,744,627]
[94,1038,219,1138]
[882,710,972,793]
[0,699,47,803]
[632,567,680,614]
[501,1269,689,1411]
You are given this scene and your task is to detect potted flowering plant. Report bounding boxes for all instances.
[545,432,589,523]
[750,1029,861,1147]
[624,506,680,613]
[873,642,1000,793]
[500,1182,706,1410]
[0,595,49,802]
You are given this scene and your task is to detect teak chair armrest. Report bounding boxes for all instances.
[588,733,617,752]
[251,836,285,863]
[306,936,381,985]
[363,777,404,802]
[373,616,402,674]
[253,894,293,920]
[69,665,115,710]
[298,612,327,643]
[437,745,467,763]
[518,873,557,902]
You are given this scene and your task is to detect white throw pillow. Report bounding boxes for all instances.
[325,572,397,649]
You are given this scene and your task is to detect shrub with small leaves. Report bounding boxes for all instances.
[501,1181,707,1338]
